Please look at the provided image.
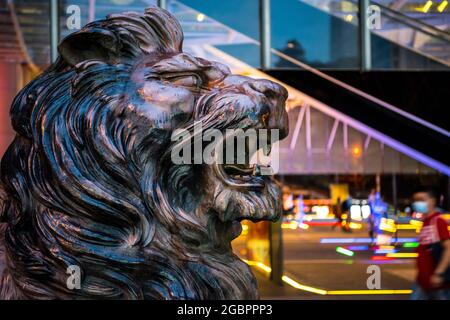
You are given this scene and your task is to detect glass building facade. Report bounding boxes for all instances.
[2,0,448,71]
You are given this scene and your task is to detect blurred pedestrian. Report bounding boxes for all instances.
[295,194,305,223]
[282,188,295,219]
[368,192,387,244]
[340,196,352,232]
[411,188,450,300]
[332,197,342,230]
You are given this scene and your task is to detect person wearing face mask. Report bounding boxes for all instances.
[411,188,450,300]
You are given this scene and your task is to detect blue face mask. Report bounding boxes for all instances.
[412,201,428,214]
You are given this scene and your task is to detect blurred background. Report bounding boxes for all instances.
[0,0,449,299]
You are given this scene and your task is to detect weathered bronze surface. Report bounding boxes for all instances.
[0,7,288,299]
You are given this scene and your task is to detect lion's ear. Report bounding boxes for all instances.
[58,28,120,66]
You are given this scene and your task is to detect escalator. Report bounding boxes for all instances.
[1,0,449,174]
[177,0,450,174]
[267,68,450,169]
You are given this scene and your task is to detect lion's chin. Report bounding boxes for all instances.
[211,173,282,227]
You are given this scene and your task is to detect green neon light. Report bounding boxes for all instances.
[336,246,355,257]
[403,242,419,248]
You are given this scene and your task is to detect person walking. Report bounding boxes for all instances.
[368,192,387,244]
[411,188,450,300]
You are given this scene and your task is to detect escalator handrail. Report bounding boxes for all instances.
[357,0,450,43]
[271,48,450,139]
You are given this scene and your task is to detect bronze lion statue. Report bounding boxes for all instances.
[0,7,288,299]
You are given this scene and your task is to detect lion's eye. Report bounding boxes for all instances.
[169,75,201,88]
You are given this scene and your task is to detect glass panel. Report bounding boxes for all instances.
[12,0,51,68]
[372,0,450,29]
[170,0,261,68]
[271,0,360,69]
[368,0,450,69]
[59,0,157,40]
[58,0,261,67]
[282,0,450,70]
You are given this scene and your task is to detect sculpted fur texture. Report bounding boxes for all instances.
[0,7,288,299]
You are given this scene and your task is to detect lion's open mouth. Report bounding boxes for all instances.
[214,132,274,188]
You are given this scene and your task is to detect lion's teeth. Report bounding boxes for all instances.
[250,148,271,166]
[253,164,272,176]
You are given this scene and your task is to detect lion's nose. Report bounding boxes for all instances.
[248,79,288,100]
[246,79,289,140]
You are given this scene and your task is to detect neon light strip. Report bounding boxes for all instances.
[327,290,412,295]
[386,253,418,258]
[403,242,419,248]
[336,247,355,256]
[419,0,434,13]
[243,260,272,273]
[375,249,397,254]
[304,221,337,226]
[438,0,448,12]
[396,224,420,230]
[243,259,411,295]
[320,238,417,244]
[346,245,369,251]
[281,275,327,295]
[371,256,394,261]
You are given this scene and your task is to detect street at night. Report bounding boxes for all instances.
[235,223,418,299]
